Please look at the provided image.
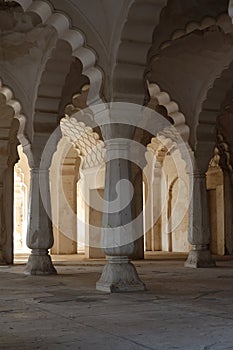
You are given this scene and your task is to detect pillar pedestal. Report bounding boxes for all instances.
[185,244,216,268]
[96,256,145,292]
[25,249,57,275]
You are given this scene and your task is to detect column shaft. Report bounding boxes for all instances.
[185,173,215,268]
[25,168,56,275]
[96,140,145,292]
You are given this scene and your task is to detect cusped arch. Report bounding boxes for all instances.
[0,77,32,264]
[113,0,231,105]
[146,132,191,240]
[196,60,233,157]
[147,82,190,144]
[158,13,232,52]
[0,78,31,162]
[0,79,21,118]
[13,0,104,136]
[113,0,168,103]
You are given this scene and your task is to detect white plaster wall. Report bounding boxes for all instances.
[79,165,105,258]
[14,145,30,253]
[161,153,190,252]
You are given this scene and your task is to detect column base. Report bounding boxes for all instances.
[25,249,57,275]
[0,249,7,265]
[185,245,216,268]
[96,256,146,293]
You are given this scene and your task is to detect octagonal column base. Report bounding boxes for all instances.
[96,256,146,292]
[25,249,57,275]
[185,245,216,268]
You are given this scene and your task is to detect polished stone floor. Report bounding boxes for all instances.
[1,254,233,350]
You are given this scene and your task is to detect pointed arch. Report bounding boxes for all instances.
[147,82,190,144]
[0,78,31,264]
[196,60,233,170]
[13,0,104,139]
[157,13,232,53]
[113,0,168,104]
[112,0,230,104]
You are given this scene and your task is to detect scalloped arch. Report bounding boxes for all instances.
[112,0,168,104]
[197,60,233,148]
[158,13,232,52]
[0,78,32,164]
[147,82,190,144]
[113,0,231,105]
[189,57,233,174]
[0,79,25,144]
[0,79,21,117]
[13,0,104,134]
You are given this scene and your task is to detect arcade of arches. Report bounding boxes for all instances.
[0,0,233,296]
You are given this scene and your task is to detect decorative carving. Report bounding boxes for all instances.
[216,107,233,181]
[64,84,90,118]
[62,84,105,170]
[147,81,190,143]
[60,116,105,170]
[0,78,29,264]
[216,134,233,177]
[12,0,103,119]
[158,14,232,52]
[208,147,221,169]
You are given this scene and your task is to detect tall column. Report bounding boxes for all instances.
[96,138,145,292]
[131,164,144,260]
[0,160,15,265]
[185,171,215,268]
[223,169,233,254]
[25,168,57,275]
[152,164,163,251]
[0,182,6,263]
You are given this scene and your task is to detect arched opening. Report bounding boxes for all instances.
[49,114,106,260]
[13,145,30,257]
[50,138,79,256]
[0,78,29,265]
[143,135,190,256]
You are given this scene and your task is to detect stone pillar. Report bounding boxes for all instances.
[52,164,77,255]
[88,188,105,259]
[96,139,145,292]
[185,171,215,268]
[0,182,6,263]
[131,164,144,260]
[0,161,15,265]
[223,170,233,254]
[152,165,162,251]
[25,168,57,275]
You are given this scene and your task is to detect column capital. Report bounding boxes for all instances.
[30,168,50,174]
[105,138,132,161]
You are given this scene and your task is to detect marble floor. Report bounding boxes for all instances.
[0,255,233,350]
